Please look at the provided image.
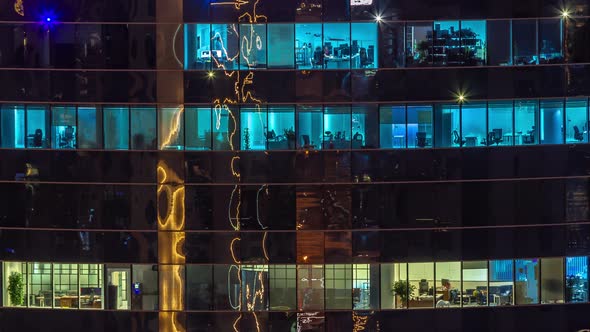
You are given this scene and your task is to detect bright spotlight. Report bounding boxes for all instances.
[375,15,382,23]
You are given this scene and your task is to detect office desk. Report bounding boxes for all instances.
[393,135,405,148]
[325,57,350,69]
[504,133,522,145]
[57,296,79,308]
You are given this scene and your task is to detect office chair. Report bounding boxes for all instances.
[416,132,427,148]
[452,130,466,147]
[491,128,503,145]
[301,134,311,147]
[523,127,535,144]
[60,126,75,148]
[33,129,43,147]
[574,126,584,141]
[419,279,429,295]
[359,47,373,68]
[312,48,324,68]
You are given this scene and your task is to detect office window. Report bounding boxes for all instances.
[240,106,267,150]
[323,106,350,149]
[461,20,486,66]
[240,265,268,311]
[131,264,157,311]
[158,107,184,150]
[514,100,538,145]
[539,19,563,64]
[462,261,488,306]
[103,106,130,150]
[296,23,323,69]
[323,23,350,69]
[489,260,514,306]
[566,256,588,303]
[79,264,102,310]
[185,107,212,150]
[186,265,213,310]
[351,23,377,69]
[353,264,378,310]
[211,24,239,70]
[462,103,487,147]
[541,258,564,304]
[515,259,540,305]
[3,261,27,307]
[51,106,77,149]
[488,101,513,146]
[297,265,324,311]
[267,106,295,150]
[408,105,433,148]
[435,262,461,307]
[130,106,157,150]
[53,263,79,308]
[298,105,323,149]
[513,20,538,65]
[434,103,459,148]
[379,23,405,68]
[268,24,295,69]
[325,264,352,309]
[269,265,297,310]
[240,24,267,70]
[25,105,50,148]
[406,22,433,67]
[408,262,434,308]
[433,21,459,66]
[0,104,25,148]
[352,105,377,149]
[540,100,564,145]
[565,99,588,143]
[77,106,102,149]
[184,24,212,70]
[212,105,239,150]
[212,265,240,310]
[379,105,406,149]
[381,263,407,309]
[487,20,512,66]
[28,262,52,308]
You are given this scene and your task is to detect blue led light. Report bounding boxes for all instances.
[45,17,52,22]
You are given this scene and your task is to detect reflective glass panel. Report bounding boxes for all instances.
[566,256,588,303]
[565,99,588,143]
[51,106,77,149]
[379,105,406,149]
[103,106,130,150]
[78,106,102,149]
[268,24,295,69]
[514,100,538,145]
[159,107,185,150]
[186,107,212,150]
[296,23,323,69]
[240,106,267,150]
[462,102,487,147]
[323,106,351,150]
[130,106,157,150]
[211,24,239,70]
[434,103,459,148]
[540,257,564,304]
[435,262,461,307]
[540,100,564,145]
[53,263,79,308]
[0,104,25,148]
[297,265,324,311]
[351,23,377,69]
[433,21,459,66]
[268,106,295,150]
[408,105,433,148]
[239,24,267,70]
[325,264,352,309]
[324,23,350,69]
[539,19,563,64]
[269,265,297,310]
[513,20,538,65]
[462,261,488,307]
[515,259,540,304]
[488,101,513,146]
[352,105,378,149]
[406,22,433,67]
[461,20,486,66]
[487,20,512,66]
[489,260,514,306]
[297,105,323,149]
[381,263,408,309]
[185,24,212,70]
[408,262,434,308]
[26,105,50,148]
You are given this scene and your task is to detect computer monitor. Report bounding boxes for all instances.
[80,287,101,296]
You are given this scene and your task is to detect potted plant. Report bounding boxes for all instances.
[284,127,296,149]
[8,271,24,306]
[392,280,415,308]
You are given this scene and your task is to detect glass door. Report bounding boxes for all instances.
[106,267,130,310]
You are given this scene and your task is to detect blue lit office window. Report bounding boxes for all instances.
[434,103,459,148]
[268,24,295,69]
[461,20,486,66]
[487,20,512,66]
[488,101,514,146]
[240,24,267,70]
[295,23,322,69]
[240,106,267,150]
[103,106,129,150]
[185,107,212,150]
[130,106,156,150]
[515,100,539,145]
[51,106,77,149]
[540,100,564,145]
[406,22,433,67]
[212,105,236,150]
[513,20,538,65]
[565,99,588,143]
[489,260,514,306]
[379,105,406,149]
[211,24,239,70]
[515,259,539,304]
[433,21,459,66]
[158,107,185,150]
[297,105,323,149]
[407,105,433,148]
[185,24,212,70]
[539,19,563,64]
[267,106,295,150]
[26,105,50,148]
[323,106,351,149]
[0,104,25,148]
[323,23,350,69]
[77,106,102,149]
[351,23,377,69]
[461,103,486,147]
[352,105,377,149]
[566,256,588,303]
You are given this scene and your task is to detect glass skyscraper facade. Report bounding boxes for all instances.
[1,0,590,331]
